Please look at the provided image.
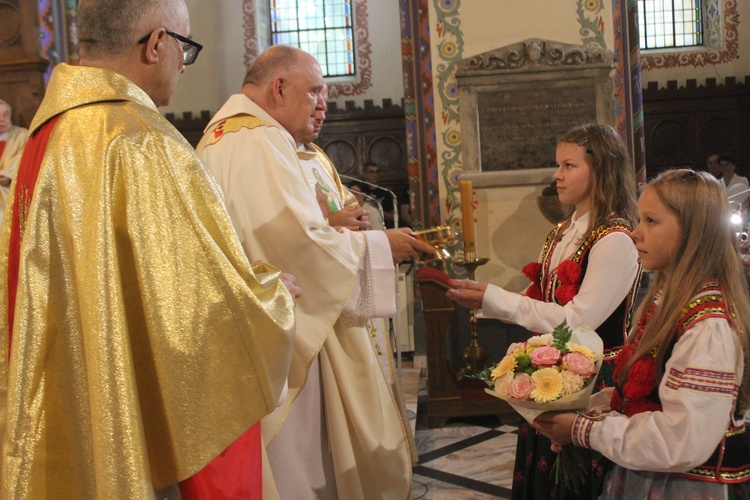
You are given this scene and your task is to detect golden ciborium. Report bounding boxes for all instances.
[413,225,456,262]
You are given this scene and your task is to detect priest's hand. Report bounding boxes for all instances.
[279,272,302,299]
[0,175,10,187]
[531,412,576,447]
[446,279,487,309]
[328,205,371,231]
[385,228,437,263]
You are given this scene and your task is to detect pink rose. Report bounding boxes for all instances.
[509,373,535,400]
[530,346,561,367]
[563,352,595,377]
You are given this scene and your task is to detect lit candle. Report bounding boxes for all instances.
[459,180,476,261]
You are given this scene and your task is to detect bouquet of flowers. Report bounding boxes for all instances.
[481,321,603,493]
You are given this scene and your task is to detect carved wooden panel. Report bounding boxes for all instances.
[314,99,407,190]
[0,0,38,63]
[0,0,47,128]
[167,100,408,193]
[642,77,750,179]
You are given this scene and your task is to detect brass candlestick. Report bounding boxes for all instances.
[454,256,490,378]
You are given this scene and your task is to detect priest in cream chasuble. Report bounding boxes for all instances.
[198,91,415,500]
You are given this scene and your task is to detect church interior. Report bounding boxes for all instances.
[2,0,749,498]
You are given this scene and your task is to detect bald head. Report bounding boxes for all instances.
[242,46,326,145]
[243,45,309,87]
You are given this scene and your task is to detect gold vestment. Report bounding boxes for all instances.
[0,64,295,498]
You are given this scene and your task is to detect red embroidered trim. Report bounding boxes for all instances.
[665,367,738,395]
[571,413,595,449]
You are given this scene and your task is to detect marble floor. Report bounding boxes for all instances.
[400,366,519,499]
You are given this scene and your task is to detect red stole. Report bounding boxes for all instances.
[5,115,262,497]
[0,140,7,160]
[179,424,262,499]
[7,116,59,351]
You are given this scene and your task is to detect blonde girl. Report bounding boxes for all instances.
[535,169,750,498]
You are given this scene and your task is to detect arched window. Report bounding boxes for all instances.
[270,0,355,77]
[637,0,703,49]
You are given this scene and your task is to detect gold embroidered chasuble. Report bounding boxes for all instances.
[0,64,295,498]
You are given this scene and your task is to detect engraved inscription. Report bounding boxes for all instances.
[478,86,597,171]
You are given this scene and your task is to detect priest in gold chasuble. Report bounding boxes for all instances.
[0,1,295,497]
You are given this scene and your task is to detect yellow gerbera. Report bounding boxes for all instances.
[511,346,527,358]
[567,342,596,360]
[530,367,564,402]
[491,355,517,380]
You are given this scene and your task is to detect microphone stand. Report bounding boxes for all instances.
[339,174,399,229]
[728,187,750,200]
[347,187,385,229]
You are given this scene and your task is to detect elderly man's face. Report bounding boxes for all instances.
[149,0,191,107]
[278,53,325,145]
[311,86,327,139]
[0,103,11,135]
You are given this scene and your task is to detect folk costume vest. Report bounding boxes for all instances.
[524,215,640,360]
[611,281,750,484]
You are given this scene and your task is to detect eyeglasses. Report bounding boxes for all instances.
[138,28,203,65]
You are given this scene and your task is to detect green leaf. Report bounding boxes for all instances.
[462,367,493,381]
[551,320,573,349]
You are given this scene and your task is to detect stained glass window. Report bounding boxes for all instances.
[637,0,703,49]
[270,0,355,77]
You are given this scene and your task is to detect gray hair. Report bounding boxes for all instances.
[0,99,10,114]
[77,0,162,57]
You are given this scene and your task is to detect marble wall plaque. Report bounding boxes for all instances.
[478,85,597,171]
[457,39,615,174]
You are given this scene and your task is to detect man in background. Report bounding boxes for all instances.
[720,152,749,211]
[707,152,722,179]
[0,98,28,221]
[361,160,397,227]
[198,45,434,499]
[0,0,295,497]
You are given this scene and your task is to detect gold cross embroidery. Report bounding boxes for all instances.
[18,185,30,238]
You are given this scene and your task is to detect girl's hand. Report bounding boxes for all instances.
[531,412,577,446]
[446,279,487,309]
